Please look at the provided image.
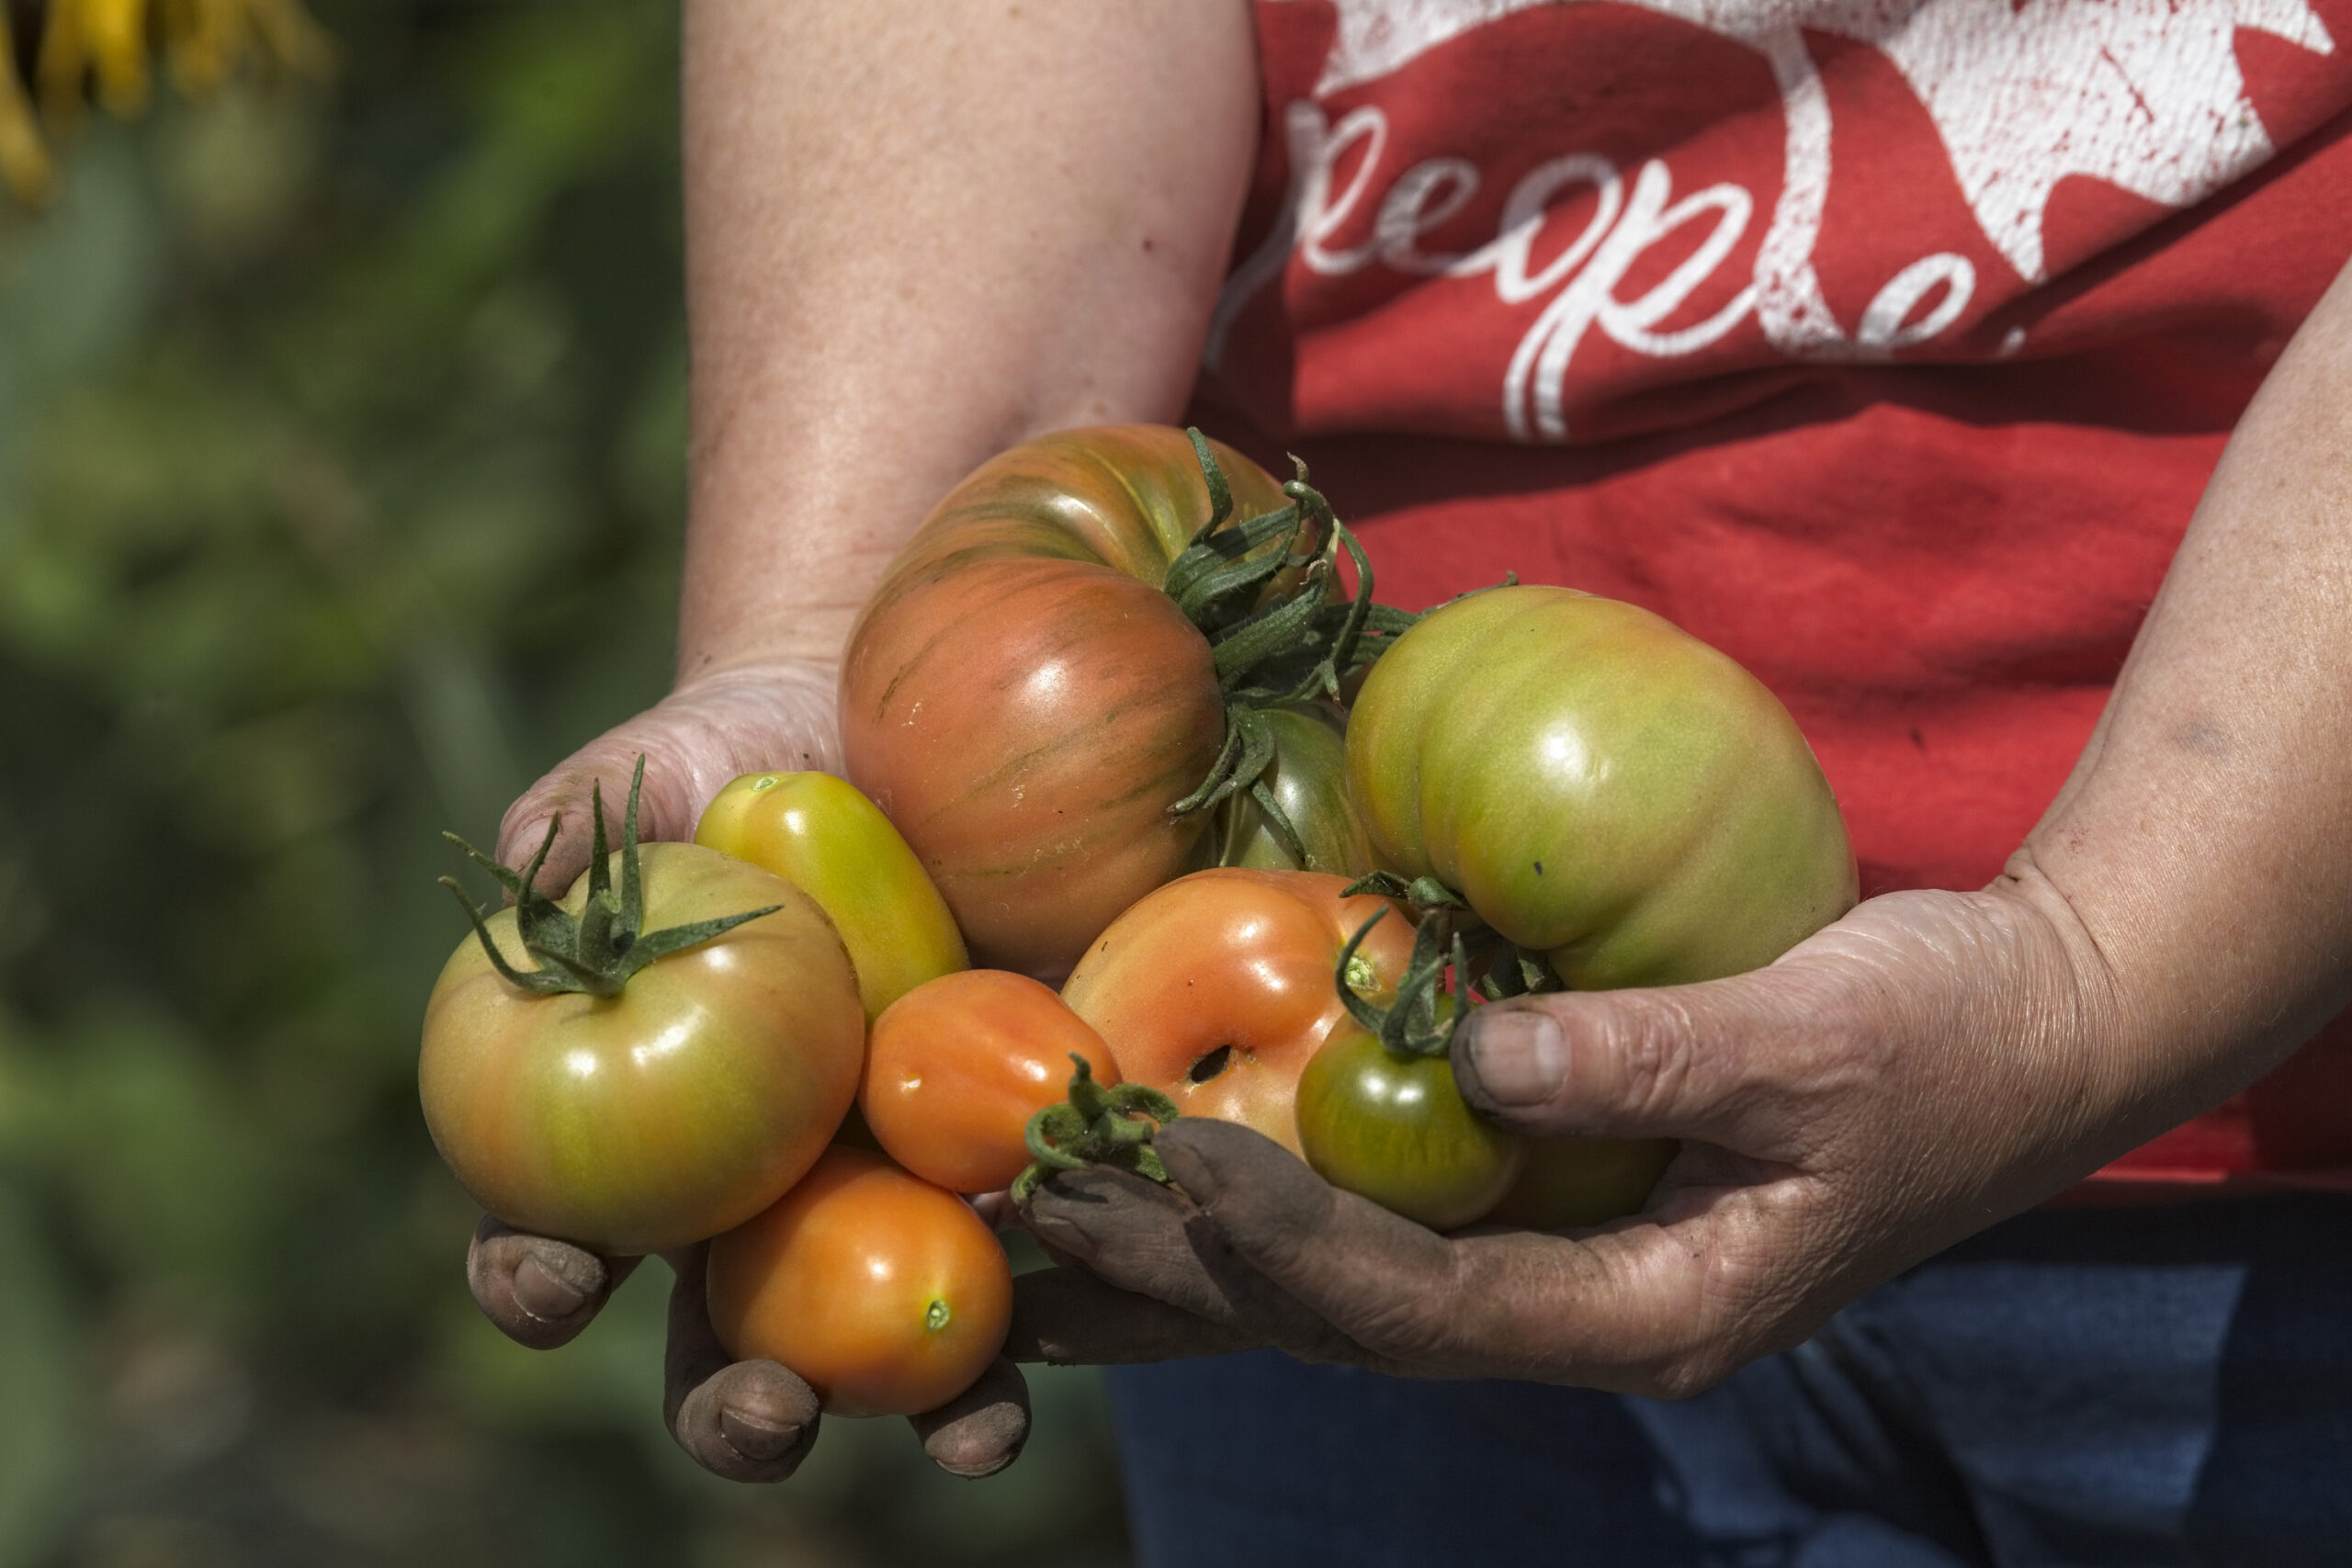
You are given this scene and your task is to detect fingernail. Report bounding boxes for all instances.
[512,1255,590,1322]
[1463,1009,1566,1106]
[721,1407,800,1461]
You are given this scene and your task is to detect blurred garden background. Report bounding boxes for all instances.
[0,3,1130,1563]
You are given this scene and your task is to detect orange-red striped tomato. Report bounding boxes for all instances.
[840,426,1299,982]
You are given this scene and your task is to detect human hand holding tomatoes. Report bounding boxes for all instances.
[457,668,1038,1481]
[1008,882,2276,1389]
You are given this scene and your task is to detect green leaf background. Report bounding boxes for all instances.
[0,5,1129,1563]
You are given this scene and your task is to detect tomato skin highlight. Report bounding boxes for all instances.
[418,844,865,1256]
[1296,1022,1525,1231]
[1060,868,1418,1154]
[1347,585,1857,990]
[1485,1136,1678,1231]
[707,1148,1012,1417]
[862,969,1120,1194]
[695,770,968,1021]
[841,425,1296,983]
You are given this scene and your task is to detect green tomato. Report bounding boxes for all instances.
[1295,1021,1524,1231]
[1346,584,1856,989]
[1212,701,1375,877]
[1484,1136,1678,1231]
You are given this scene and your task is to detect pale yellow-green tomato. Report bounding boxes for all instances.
[419,844,865,1255]
[695,771,968,1021]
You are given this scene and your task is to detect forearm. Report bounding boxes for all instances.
[676,0,1260,679]
[2020,252,2352,1126]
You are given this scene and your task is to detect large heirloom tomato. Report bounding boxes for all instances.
[1060,868,1416,1154]
[420,842,865,1256]
[1348,584,1856,990]
[1349,584,1852,1231]
[707,1147,1012,1417]
[695,769,967,1021]
[841,426,1363,981]
[863,969,1120,1194]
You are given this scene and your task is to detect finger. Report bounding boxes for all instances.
[494,663,842,892]
[1160,1117,1781,1393]
[1007,1265,1262,1365]
[1453,972,1830,1156]
[910,1357,1031,1478]
[467,1215,640,1350]
[1018,1164,1374,1367]
[663,1242,823,1483]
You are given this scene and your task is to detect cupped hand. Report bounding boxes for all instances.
[464,659,1034,1480]
[1010,856,2255,1393]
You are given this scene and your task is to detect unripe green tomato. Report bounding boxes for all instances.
[696,771,968,1021]
[1347,584,1856,989]
[1295,1021,1525,1231]
[419,844,865,1256]
[1211,701,1375,877]
[1484,1136,1678,1231]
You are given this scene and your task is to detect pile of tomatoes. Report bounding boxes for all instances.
[418,425,1858,1425]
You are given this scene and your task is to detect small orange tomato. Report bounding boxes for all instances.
[1060,868,1417,1154]
[863,970,1120,1194]
[707,1148,1012,1416]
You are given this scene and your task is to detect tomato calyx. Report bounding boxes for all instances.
[1164,430,1419,864]
[1010,1054,1182,1204]
[439,756,781,998]
[1336,874,1566,1059]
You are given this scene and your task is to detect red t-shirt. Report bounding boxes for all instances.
[1199,0,2352,1184]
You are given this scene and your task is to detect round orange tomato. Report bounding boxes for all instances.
[706,1148,1012,1417]
[1060,868,1418,1154]
[863,969,1121,1194]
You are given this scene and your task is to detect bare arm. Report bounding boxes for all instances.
[470,0,1259,1479]
[679,0,1261,677]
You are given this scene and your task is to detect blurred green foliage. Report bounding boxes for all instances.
[0,5,1130,1564]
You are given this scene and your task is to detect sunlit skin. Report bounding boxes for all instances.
[862,969,1123,1193]
[707,1147,1013,1417]
[419,844,865,1256]
[1060,869,1419,1153]
[1348,585,1858,989]
[838,426,1296,981]
[695,769,967,1020]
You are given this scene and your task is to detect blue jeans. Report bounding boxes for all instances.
[1107,1194,2352,1566]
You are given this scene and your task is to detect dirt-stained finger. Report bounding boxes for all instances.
[467,1215,640,1350]
[663,1242,823,1483]
[1017,1164,1377,1368]
[1007,1265,1263,1365]
[910,1356,1032,1477]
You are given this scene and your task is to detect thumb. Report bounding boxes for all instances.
[494,660,841,894]
[1453,965,1829,1155]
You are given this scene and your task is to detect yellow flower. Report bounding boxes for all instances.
[1,0,334,206]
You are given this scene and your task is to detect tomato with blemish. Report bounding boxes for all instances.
[1059,868,1417,1154]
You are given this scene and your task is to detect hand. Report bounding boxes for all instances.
[465,658,1035,1480]
[1011,860,2273,1393]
